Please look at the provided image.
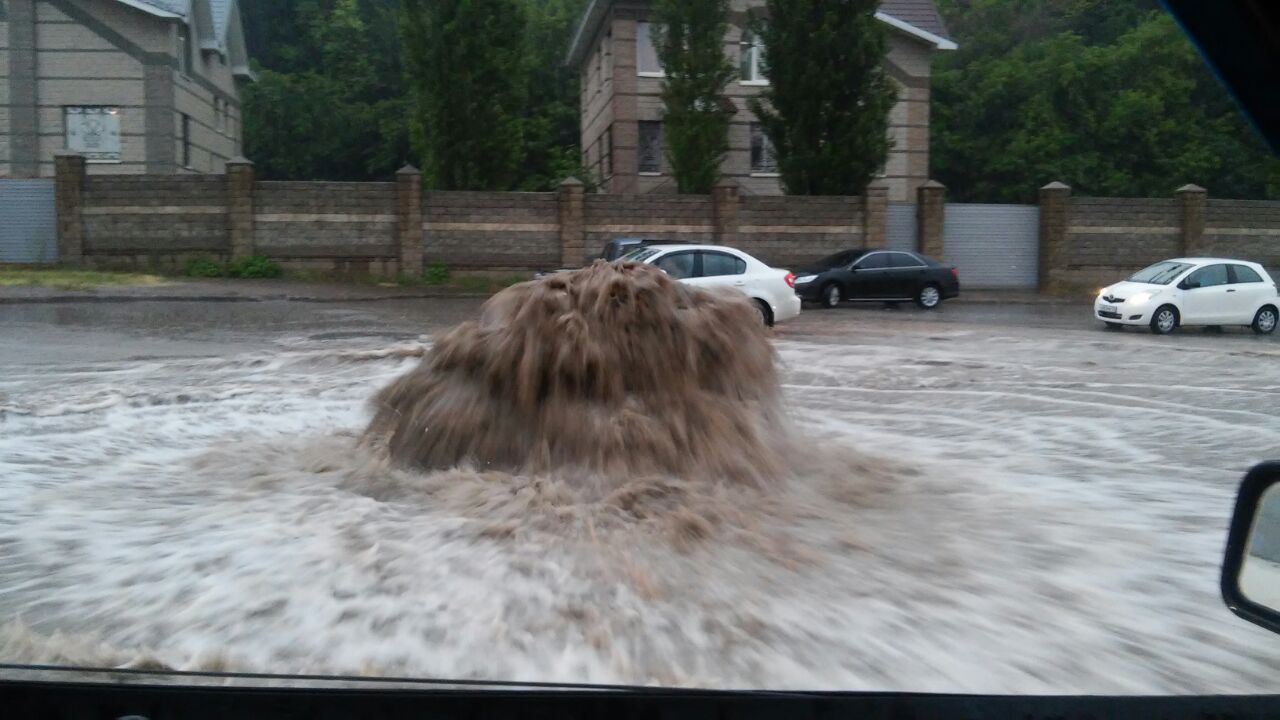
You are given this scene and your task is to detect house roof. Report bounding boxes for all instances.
[111,0,253,79]
[567,0,956,66]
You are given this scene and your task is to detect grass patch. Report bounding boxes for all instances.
[0,268,168,291]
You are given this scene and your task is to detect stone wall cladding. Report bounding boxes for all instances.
[254,181,398,259]
[1052,197,1182,290]
[1204,199,1280,275]
[736,196,865,267]
[424,191,560,270]
[582,194,716,263]
[82,175,228,258]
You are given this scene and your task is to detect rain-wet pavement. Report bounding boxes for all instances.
[1,297,1278,692]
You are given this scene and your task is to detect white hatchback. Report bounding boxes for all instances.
[620,244,802,325]
[1094,258,1279,335]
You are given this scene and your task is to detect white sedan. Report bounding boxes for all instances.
[620,244,802,325]
[1094,257,1278,335]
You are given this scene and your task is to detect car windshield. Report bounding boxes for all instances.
[1127,261,1193,285]
[4,0,1278,703]
[619,247,661,263]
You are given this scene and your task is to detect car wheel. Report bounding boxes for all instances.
[1253,305,1278,335]
[755,299,774,327]
[1150,305,1179,335]
[916,284,942,309]
[820,283,841,309]
[1104,322,1122,330]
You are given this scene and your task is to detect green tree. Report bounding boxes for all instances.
[241,0,410,180]
[517,0,588,190]
[652,0,736,194]
[932,3,1276,201]
[749,0,896,195]
[401,0,529,190]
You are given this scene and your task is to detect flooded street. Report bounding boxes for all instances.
[2,297,1279,693]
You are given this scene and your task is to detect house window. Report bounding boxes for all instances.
[177,23,192,75]
[740,29,766,83]
[180,113,192,168]
[750,123,777,174]
[64,106,122,162]
[636,22,662,76]
[604,124,613,179]
[638,121,662,174]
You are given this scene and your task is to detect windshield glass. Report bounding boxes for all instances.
[3,0,1278,701]
[619,247,660,263]
[1127,261,1193,285]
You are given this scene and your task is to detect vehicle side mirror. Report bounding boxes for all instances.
[850,265,863,272]
[1222,461,1280,635]
[1180,280,1200,290]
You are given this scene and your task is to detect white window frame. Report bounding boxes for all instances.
[636,22,665,77]
[739,29,768,85]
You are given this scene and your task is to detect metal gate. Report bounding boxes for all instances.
[943,203,1039,289]
[885,203,916,252]
[0,179,57,263]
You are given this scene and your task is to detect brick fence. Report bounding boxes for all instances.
[51,154,1280,291]
[53,154,885,276]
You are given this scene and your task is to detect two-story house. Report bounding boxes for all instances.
[1,0,252,178]
[568,0,954,201]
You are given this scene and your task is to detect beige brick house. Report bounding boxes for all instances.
[568,0,954,201]
[1,0,252,177]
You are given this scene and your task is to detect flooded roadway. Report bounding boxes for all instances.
[1,297,1278,692]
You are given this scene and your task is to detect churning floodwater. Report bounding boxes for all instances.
[1,281,1278,693]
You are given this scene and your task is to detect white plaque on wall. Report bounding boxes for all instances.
[64,106,122,162]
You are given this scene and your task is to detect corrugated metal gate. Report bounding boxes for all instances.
[0,179,57,263]
[885,203,917,252]
[943,203,1039,289]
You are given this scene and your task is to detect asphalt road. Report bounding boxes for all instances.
[2,296,1275,368]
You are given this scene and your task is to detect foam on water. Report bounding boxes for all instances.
[1,295,1278,692]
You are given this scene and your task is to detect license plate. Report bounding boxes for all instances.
[1100,305,1116,314]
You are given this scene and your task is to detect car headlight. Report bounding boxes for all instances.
[794,275,818,284]
[1129,292,1154,305]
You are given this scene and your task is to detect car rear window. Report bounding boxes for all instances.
[1231,265,1264,283]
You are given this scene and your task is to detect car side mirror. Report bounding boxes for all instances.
[1180,280,1200,290]
[1222,461,1280,635]
[850,265,863,272]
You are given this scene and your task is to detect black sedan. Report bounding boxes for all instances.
[792,249,960,309]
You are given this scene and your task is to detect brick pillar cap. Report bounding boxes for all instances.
[1041,181,1071,190]
[396,164,421,176]
[920,179,946,189]
[714,178,739,189]
[226,156,254,166]
[1175,183,1206,194]
[559,177,585,188]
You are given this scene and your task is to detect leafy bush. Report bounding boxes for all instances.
[227,255,283,279]
[423,263,450,285]
[184,256,223,278]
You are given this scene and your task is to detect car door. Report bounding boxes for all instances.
[1179,263,1232,323]
[882,252,929,299]
[688,250,748,292]
[848,252,890,298]
[1228,264,1271,323]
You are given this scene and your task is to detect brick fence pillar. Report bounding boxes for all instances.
[558,177,586,267]
[1038,181,1071,294]
[1176,183,1207,258]
[712,178,740,246]
[916,180,946,259]
[397,164,424,277]
[863,181,888,249]
[226,156,255,260]
[54,152,86,265]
